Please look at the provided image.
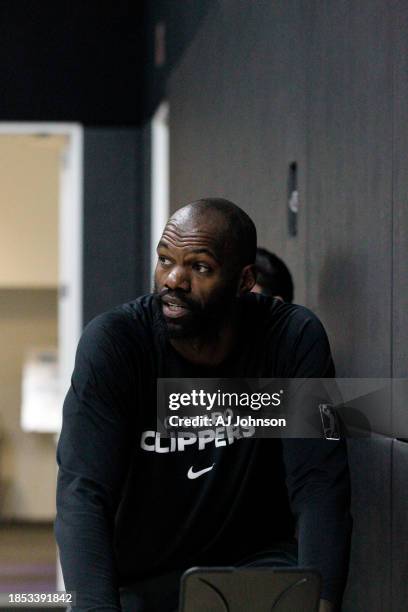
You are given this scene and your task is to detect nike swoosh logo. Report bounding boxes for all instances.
[187,463,215,480]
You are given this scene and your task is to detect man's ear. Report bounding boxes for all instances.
[237,264,256,295]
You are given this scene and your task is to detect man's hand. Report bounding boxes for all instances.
[319,599,335,612]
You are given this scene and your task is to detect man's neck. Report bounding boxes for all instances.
[169,308,240,367]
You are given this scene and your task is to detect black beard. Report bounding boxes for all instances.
[153,283,237,340]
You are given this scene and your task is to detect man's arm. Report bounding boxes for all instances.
[283,436,351,610]
[55,314,135,611]
[282,312,352,610]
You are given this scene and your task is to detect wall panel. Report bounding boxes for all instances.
[306,5,393,609]
[392,5,408,380]
[306,1,393,379]
[392,4,408,610]
[169,0,311,304]
[391,440,408,610]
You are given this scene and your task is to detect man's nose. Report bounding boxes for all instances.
[165,265,191,292]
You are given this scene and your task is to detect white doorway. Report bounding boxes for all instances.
[0,123,83,433]
[0,123,83,594]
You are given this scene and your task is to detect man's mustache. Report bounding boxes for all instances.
[156,288,200,311]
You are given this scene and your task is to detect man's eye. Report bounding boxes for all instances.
[193,263,211,273]
[158,255,171,266]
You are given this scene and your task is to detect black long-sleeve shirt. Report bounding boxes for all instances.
[55,293,352,610]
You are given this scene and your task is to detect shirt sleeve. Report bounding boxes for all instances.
[281,311,352,607]
[55,313,135,611]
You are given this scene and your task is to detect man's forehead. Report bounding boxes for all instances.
[168,206,227,232]
[162,222,218,241]
[159,227,222,263]
[161,214,227,249]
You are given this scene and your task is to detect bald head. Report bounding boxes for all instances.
[169,198,257,271]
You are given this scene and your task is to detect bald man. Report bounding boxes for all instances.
[56,199,351,612]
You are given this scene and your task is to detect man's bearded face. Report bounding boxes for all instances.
[153,213,240,339]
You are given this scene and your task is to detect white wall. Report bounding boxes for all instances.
[0,135,65,520]
[0,135,65,288]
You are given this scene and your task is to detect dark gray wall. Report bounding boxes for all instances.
[83,129,148,325]
[166,2,408,610]
[306,6,393,608]
[393,4,408,382]
[169,0,310,305]
[306,1,392,379]
[392,4,408,610]
[141,0,213,121]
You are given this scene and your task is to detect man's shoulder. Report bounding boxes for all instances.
[242,292,325,335]
[241,294,333,377]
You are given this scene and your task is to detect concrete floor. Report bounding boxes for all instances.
[0,522,56,602]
